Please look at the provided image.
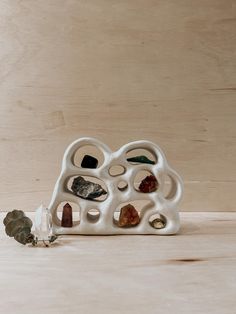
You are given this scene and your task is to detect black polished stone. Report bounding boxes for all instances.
[81,155,98,169]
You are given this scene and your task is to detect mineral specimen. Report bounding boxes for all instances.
[71,176,107,200]
[118,204,140,227]
[3,210,34,245]
[61,203,73,227]
[81,155,98,169]
[127,155,155,165]
[34,205,57,246]
[151,218,166,229]
[139,175,158,193]
[4,208,57,246]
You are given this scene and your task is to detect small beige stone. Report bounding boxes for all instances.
[151,218,165,229]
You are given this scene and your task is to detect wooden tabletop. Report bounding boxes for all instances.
[0,212,235,314]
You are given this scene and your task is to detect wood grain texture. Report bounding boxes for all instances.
[0,1,236,211]
[0,212,236,314]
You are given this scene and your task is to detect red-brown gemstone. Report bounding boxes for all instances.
[61,203,73,227]
[118,204,140,227]
[139,175,158,193]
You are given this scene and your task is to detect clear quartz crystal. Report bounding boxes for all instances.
[34,205,55,245]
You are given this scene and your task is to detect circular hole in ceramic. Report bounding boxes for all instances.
[87,209,100,223]
[56,201,80,227]
[133,170,158,193]
[126,148,157,165]
[113,200,152,228]
[149,213,166,229]
[73,145,104,169]
[109,165,126,177]
[67,175,108,202]
[117,180,128,191]
[163,174,177,200]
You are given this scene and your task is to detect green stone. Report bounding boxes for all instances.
[127,155,155,165]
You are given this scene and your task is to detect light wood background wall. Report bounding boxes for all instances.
[0,1,235,212]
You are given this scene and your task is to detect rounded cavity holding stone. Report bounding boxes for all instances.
[126,148,157,165]
[67,175,108,202]
[116,203,140,228]
[113,200,152,228]
[133,170,158,193]
[57,201,80,227]
[73,144,105,169]
[149,214,166,229]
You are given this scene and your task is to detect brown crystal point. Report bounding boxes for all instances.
[139,175,158,193]
[118,204,140,227]
[61,203,73,228]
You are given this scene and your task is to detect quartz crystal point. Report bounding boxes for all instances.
[139,175,158,193]
[71,176,107,200]
[61,203,73,227]
[34,205,54,242]
[118,204,140,227]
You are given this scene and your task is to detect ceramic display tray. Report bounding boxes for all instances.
[48,137,183,235]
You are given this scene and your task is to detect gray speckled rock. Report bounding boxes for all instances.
[127,155,155,164]
[71,176,107,200]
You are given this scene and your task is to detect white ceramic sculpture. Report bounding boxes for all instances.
[48,137,183,235]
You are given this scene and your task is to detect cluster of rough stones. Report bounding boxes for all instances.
[3,210,57,245]
[61,154,164,229]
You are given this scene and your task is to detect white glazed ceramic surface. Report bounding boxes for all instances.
[48,138,183,235]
